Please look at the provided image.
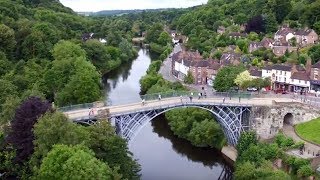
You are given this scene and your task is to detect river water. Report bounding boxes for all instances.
[102,48,233,180]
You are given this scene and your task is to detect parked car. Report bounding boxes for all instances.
[247,87,258,92]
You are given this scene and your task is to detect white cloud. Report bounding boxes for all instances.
[60,0,207,12]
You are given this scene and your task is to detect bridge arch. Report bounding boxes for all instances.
[112,103,251,146]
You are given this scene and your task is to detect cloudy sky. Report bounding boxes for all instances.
[60,0,208,12]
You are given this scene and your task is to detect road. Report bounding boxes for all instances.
[159,44,181,82]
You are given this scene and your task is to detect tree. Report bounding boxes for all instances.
[157,31,171,46]
[214,66,246,92]
[188,119,225,149]
[87,121,141,180]
[234,161,257,180]
[289,37,297,47]
[184,71,194,84]
[6,97,51,165]
[32,112,89,163]
[0,24,16,58]
[274,0,292,23]
[36,144,117,180]
[308,44,320,64]
[248,32,259,41]
[245,15,265,33]
[52,40,86,60]
[234,70,253,90]
[236,39,249,53]
[145,23,163,43]
[56,58,102,106]
[236,131,257,155]
[264,13,278,33]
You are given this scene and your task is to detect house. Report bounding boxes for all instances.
[172,51,220,85]
[310,61,320,91]
[229,32,247,39]
[274,26,295,42]
[294,28,319,46]
[220,52,242,65]
[272,40,298,56]
[249,42,263,53]
[249,68,262,79]
[82,33,94,41]
[217,26,226,35]
[249,38,274,53]
[262,64,310,91]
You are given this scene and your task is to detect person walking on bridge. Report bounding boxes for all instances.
[142,99,145,106]
[158,94,162,101]
[180,95,183,103]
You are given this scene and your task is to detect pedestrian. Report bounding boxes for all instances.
[180,95,183,103]
[198,92,201,100]
[142,99,145,106]
[223,97,225,103]
[89,108,94,117]
[239,96,241,103]
[158,94,161,101]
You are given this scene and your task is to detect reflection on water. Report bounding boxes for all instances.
[130,114,233,180]
[102,49,151,105]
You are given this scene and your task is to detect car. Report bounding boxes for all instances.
[247,87,258,92]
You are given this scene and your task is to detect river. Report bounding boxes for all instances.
[102,48,233,180]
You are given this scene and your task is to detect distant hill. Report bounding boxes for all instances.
[91,8,181,16]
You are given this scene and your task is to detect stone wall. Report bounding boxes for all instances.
[251,102,320,139]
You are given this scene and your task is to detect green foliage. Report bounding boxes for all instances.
[214,66,246,92]
[234,70,253,90]
[0,24,16,58]
[32,112,140,179]
[297,165,313,178]
[184,71,194,84]
[87,121,141,180]
[140,73,162,94]
[275,133,295,148]
[308,44,320,64]
[146,60,162,74]
[165,108,226,149]
[36,144,116,180]
[236,131,257,156]
[52,40,86,60]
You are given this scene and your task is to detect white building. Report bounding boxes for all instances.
[262,64,310,91]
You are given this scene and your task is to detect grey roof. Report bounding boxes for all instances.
[250,69,262,77]
[263,64,292,71]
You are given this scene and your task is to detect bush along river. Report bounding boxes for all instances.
[102,48,233,180]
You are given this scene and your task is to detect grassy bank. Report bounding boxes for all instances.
[295,118,320,145]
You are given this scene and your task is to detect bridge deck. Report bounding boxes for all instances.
[64,97,297,120]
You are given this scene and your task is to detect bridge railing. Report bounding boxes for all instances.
[140,91,254,101]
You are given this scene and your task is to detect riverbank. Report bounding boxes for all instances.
[221,146,237,162]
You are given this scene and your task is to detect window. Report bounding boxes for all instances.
[316,75,319,80]
[276,76,278,81]
[291,79,293,82]
[299,80,301,83]
[284,78,286,82]
[276,70,278,74]
[305,81,307,84]
[280,71,282,75]
[285,72,286,75]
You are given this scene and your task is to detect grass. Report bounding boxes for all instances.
[295,118,320,145]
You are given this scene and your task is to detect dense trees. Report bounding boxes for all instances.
[31,112,140,180]
[214,66,246,92]
[165,108,226,149]
[36,145,116,180]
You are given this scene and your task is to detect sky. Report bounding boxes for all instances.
[60,0,208,12]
